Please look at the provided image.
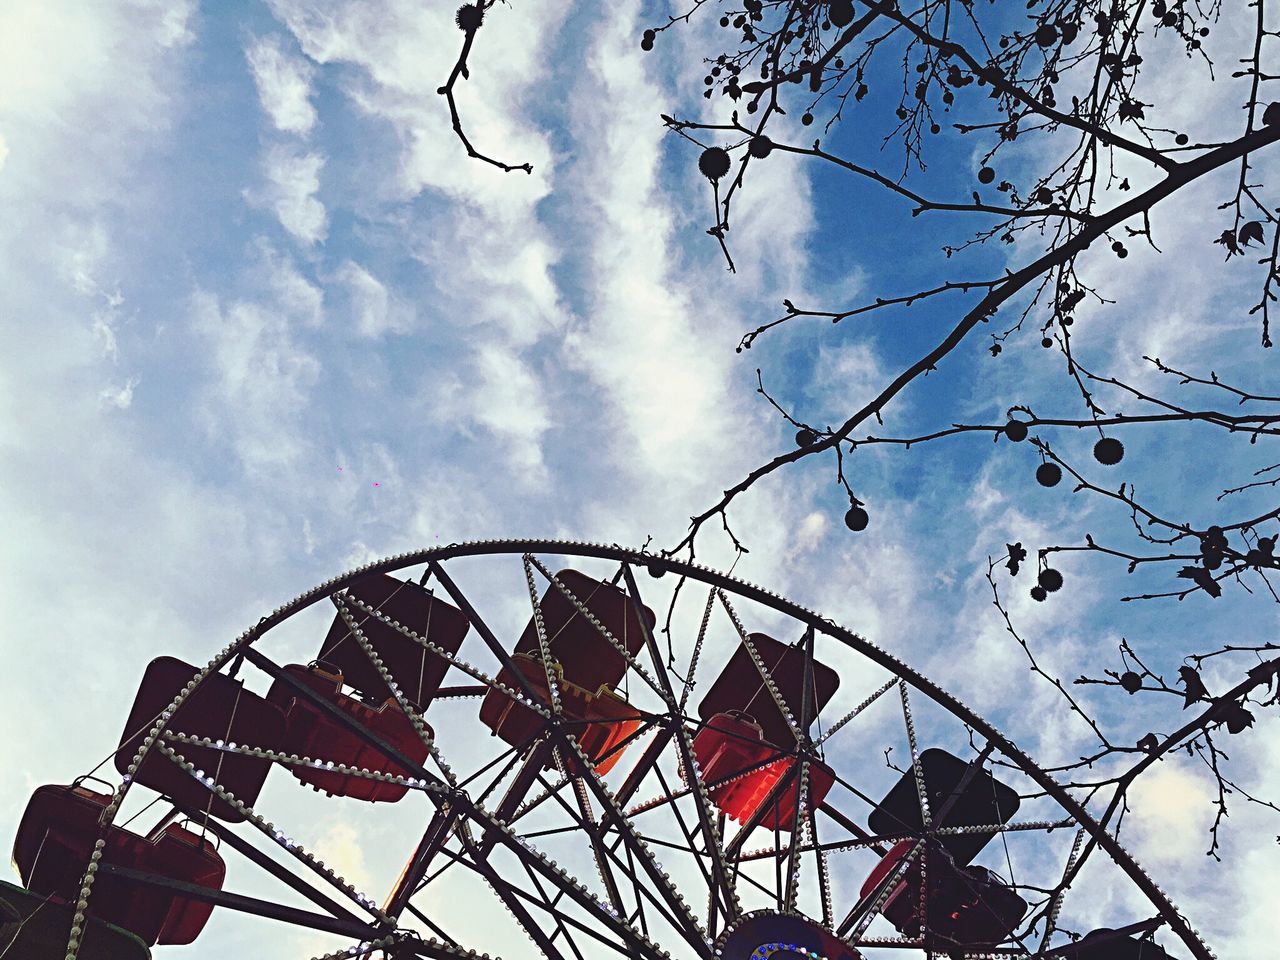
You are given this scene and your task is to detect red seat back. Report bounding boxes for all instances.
[319,574,469,709]
[697,632,839,749]
[512,570,654,693]
[115,657,284,822]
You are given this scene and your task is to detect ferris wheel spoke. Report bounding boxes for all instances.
[514,853,591,960]
[455,826,571,960]
[399,899,460,947]
[567,773,628,917]
[524,759,630,921]
[93,861,379,941]
[723,763,799,860]
[331,596,457,787]
[425,559,549,708]
[459,739,529,806]
[511,720,662,826]
[714,590,802,745]
[557,741,714,956]
[386,805,460,921]
[807,804,834,928]
[815,675,898,747]
[645,756,724,920]
[475,738,557,859]
[439,839,648,960]
[838,836,928,940]
[676,586,716,716]
[622,561,741,932]
[781,628,820,912]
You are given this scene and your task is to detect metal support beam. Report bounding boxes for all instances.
[172,803,369,926]
[96,863,381,940]
[621,563,738,928]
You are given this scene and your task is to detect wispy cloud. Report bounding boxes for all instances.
[245,33,318,136]
[251,143,328,244]
[335,259,412,338]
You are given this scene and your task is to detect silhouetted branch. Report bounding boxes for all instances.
[671,122,1280,557]
[438,1,534,175]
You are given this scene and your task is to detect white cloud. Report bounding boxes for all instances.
[252,144,328,244]
[191,288,322,470]
[252,238,325,326]
[469,346,552,483]
[90,307,120,362]
[245,33,318,136]
[98,376,138,409]
[336,259,412,337]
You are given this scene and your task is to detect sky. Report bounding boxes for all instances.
[1,1,1278,958]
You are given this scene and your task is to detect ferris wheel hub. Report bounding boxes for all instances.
[716,911,860,960]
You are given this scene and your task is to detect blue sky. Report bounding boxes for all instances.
[2,1,1278,958]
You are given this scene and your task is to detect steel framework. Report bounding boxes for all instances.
[13,540,1213,960]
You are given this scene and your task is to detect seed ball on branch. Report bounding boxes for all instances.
[829,0,855,28]
[1034,23,1057,47]
[978,166,996,184]
[1038,567,1064,592]
[455,4,483,31]
[1035,462,1062,487]
[1093,437,1124,465]
[640,30,655,51]
[748,135,774,159]
[1120,671,1143,694]
[1030,585,1048,602]
[1004,419,1029,442]
[698,146,731,181]
[795,428,818,448]
[844,506,869,532]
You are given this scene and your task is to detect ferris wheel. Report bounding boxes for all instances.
[3,541,1208,960]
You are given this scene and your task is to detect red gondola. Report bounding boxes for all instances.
[12,781,225,945]
[860,839,1026,945]
[262,574,467,801]
[689,710,835,828]
[265,663,432,801]
[685,632,840,830]
[115,657,285,823]
[479,569,653,773]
